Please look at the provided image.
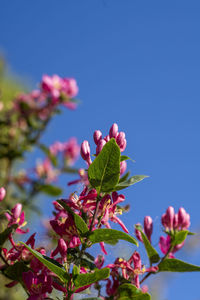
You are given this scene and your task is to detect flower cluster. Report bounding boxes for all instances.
[0,75,197,300]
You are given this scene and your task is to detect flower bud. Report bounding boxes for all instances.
[12,203,22,220]
[96,139,106,155]
[0,187,6,202]
[109,123,118,138]
[120,160,127,175]
[132,251,142,269]
[80,140,92,165]
[116,132,127,152]
[93,130,102,145]
[135,223,143,242]
[165,206,175,230]
[144,216,153,242]
[58,238,67,256]
[178,207,190,229]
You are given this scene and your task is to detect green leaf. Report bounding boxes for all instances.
[172,230,189,246]
[21,243,69,282]
[120,155,135,163]
[158,258,200,272]
[118,283,151,300]
[0,224,18,246]
[115,175,148,191]
[88,138,121,193]
[135,225,160,264]
[119,171,130,183]
[74,268,110,289]
[39,184,62,196]
[57,200,89,235]
[4,261,30,282]
[87,228,138,246]
[72,264,80,276]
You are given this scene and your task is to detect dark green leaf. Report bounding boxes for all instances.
[172,230,189,246]
[74,268,110,289]
[21,243,69,282]
[57,200,88,235]
[158,258,200,272]
[87,228,138,246]
[118,283,151,300]
[119,171,130,183]
[135,225,160,264]
[39,184,62,196]
[0,224,18,246]
[115,175,148,191]
[88,138,121,193]
[4,261,30,282]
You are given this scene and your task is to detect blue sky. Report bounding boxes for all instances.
[1,1,200,299]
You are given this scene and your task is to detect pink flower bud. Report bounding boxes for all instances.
[144,216,153,242]
[12,203,22,220]
[0,187,6,202]
[80,140,92,165]
[135,223,143,242]
[109,123,118,138]
[161,213,167,228]
[178,207,190,229]
[93,130,102,145]
[120,160,127,175]
[165,206,175,230]
[104,135,110,142]
[96,139,106,155]
[116,132,127,152]
[58,238,67,256]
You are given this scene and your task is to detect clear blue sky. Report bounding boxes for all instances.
[1,1,200,299]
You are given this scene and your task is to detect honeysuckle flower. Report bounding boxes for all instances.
[5,203,29,234]
[162,206,190,232]
[35,158,59,183]
[22,270,53,300]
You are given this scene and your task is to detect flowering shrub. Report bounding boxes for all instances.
[0,74,199,300]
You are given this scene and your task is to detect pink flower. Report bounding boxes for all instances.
[144,216,153,242]
[22,270,53,300]
[5,203,28,234]
[0,187,6,201]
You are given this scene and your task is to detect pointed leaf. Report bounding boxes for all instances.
[57,200,89,235]
[172,230,189,246]
[21,243,69,282]
[118,283,151,299]
[115,175,148,191]
[87,228,138,246]
[74,268,110,289]
[88,138,121,193]
[119,171,130,183]
[158,258,200,272]
[135,225,160,264]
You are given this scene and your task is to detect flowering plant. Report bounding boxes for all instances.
[0,72,199,300]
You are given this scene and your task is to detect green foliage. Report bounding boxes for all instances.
[88,138,121,194]
[171,230,189,247]
[115,175,148,191]
[118,283,151,300]
[87,228,138,246]
[135,225,160,264]
[73,268,110,289]
[158,258,200,272]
